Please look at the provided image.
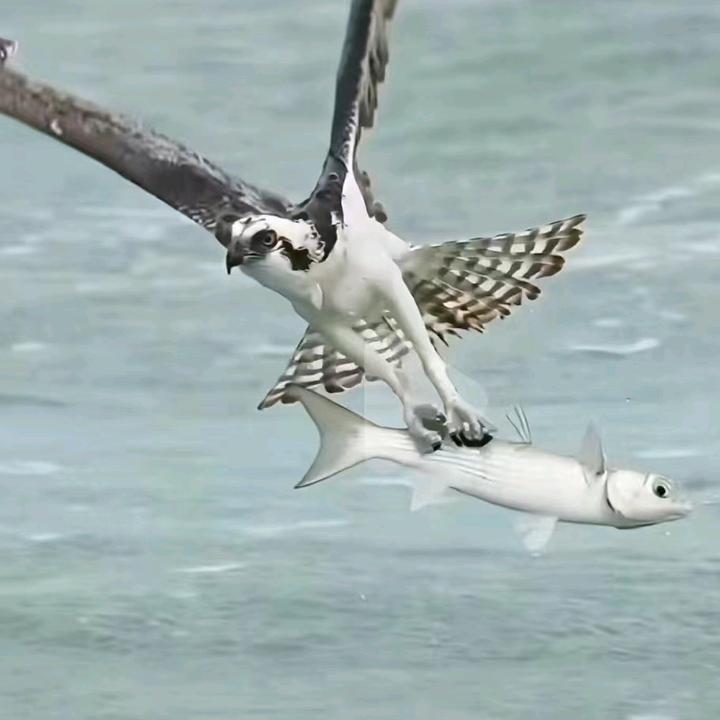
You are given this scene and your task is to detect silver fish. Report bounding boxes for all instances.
[289,387,692,552]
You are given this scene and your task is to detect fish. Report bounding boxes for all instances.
[287,386,692,553]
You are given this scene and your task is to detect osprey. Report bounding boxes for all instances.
[0,1,584,450]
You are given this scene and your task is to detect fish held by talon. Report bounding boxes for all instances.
[288,386,692,553]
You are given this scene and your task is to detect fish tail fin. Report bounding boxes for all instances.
[288,386,416,489]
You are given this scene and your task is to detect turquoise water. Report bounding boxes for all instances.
[1,1,719,718]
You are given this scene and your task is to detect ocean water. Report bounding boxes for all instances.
[1,1,720,718]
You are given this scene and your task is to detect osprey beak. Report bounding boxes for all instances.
[225,241,245,274]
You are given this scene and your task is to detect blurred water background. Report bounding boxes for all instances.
[1,1,719,718]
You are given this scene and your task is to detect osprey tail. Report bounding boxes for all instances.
[287,386,419,488]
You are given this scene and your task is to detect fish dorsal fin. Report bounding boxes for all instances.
[579,423,606,481]
[506,405,532,445]
[410,477,454,512]
[514,513,558,556]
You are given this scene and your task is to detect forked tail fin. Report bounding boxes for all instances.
[287,386,419,489]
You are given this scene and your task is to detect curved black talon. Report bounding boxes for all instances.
[450,431,494,448]
[415,404,448,437]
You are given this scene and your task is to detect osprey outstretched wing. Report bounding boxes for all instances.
[294,0,398,253]
[401,214,586,346]
[326,0,397,222]
[0,67,290,234]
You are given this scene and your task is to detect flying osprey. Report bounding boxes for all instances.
[0,1,584,450]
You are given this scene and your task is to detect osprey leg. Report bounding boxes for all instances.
[316,320,443,453]
[382,272,493,442]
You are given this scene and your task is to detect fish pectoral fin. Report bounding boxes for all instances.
[410,477,455,512]
[513,513,558,556]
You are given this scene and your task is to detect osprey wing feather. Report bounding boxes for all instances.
[259,318,411,409]
[0,67,290,234]
[303,0,399,227]
[400,214,585,345]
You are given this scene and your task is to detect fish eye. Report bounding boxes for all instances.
[254,229,277,247]
[652,478,671,499]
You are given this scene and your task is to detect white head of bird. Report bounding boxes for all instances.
[220,214,322,276]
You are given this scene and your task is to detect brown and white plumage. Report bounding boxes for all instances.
[259,317,410,409]
[325,0,398,222]
[0,4,587,449]
[260,214,584,407]
[0,67,290,233]
[402,214,586,345]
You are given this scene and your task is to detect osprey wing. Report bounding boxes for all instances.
[0,67,290,236]
[399,215,586,345]
[259,317,410,409]
[300,0,399,235]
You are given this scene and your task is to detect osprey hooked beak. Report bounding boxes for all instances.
[215,213,245,274]
[225,240,245,274]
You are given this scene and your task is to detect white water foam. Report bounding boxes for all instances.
[568,338,660,357]
[358,476,414,489]
[251,342,295,359]
[243,519,349,538]
[0,244,36,257]
[26,532,64,543]
[635,447,701,460]
[0,460,63,476]
[593,317,625,329]
[173,562,246,575]
[617,172,720,226]
[11,341,48,353]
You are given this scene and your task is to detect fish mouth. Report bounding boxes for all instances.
[615,502,693,529]
[670,501,693,518]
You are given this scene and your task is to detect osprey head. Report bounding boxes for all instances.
[218,214,323,275]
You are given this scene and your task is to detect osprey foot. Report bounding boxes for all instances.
[446,397,494,446]
[406,404,446,454]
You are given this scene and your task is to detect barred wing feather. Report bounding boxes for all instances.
[260,214,584,407]
[259,317,410,409]
[401,214,585,344]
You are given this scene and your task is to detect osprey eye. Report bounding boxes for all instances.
[653,479,670,499]
[255,229,277,247]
